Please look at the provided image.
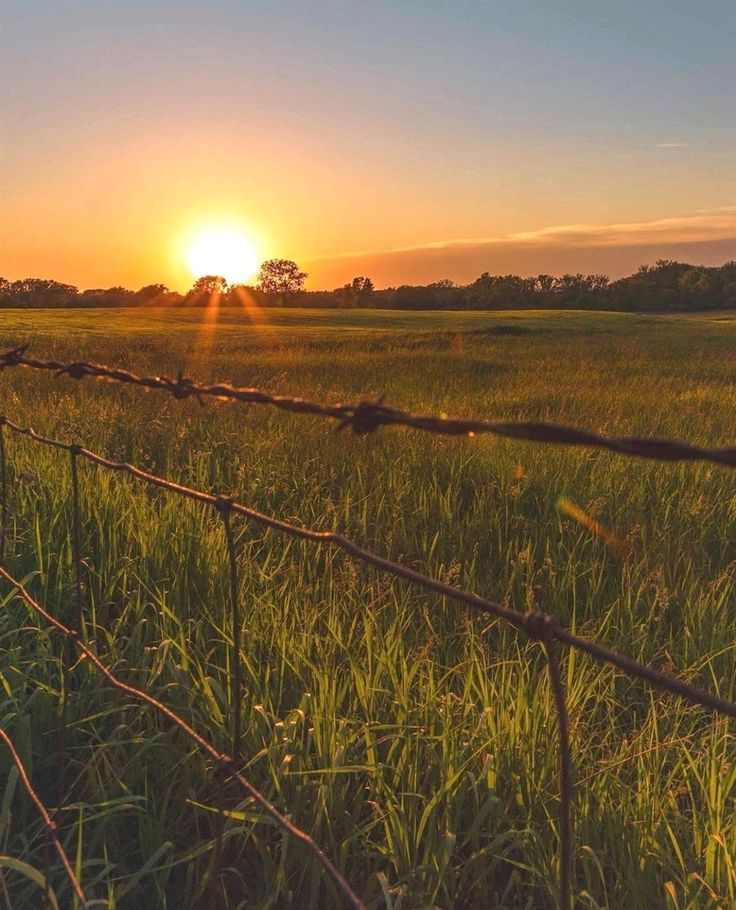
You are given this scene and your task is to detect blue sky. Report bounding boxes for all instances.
[2,0,734,288]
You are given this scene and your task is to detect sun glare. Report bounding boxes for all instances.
[187,229,259,285]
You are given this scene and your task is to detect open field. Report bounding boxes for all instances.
[0,307,735,909]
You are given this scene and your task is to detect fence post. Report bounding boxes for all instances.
[523,612,573,910]
[69,445,84,632]
[215,496,242,760]
[544,639,573,910]
[0,418,7,564]
[58,444,84,812]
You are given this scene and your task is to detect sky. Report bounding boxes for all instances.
[1,0,734,291]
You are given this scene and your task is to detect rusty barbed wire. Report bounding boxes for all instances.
[0,726,89,908]
[1,346,735,467]
[0,567,366,910]
[2,350,736,909]
[3,410,736,908]
[1,414,733,719]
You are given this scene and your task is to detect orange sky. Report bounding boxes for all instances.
[1,2,734,291]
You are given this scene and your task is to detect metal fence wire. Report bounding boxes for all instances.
[0,348,734,910]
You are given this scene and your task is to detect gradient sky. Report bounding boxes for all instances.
[2,0,734,290]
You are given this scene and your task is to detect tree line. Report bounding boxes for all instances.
[2,258,735,312]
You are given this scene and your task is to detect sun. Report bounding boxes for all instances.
[187,229,259,285]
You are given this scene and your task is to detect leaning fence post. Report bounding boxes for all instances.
[58,444,84,812]
[544,639,573,910]
[0,418,7,564]
[211,496,242,900]
[523,611,573,910]
[69,445,84,632]
[215,496,242,759]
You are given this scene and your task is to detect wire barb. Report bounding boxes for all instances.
[1,353,736,907]
[522,610,558,641]
[1,348,736,466]
[0,568,365,910]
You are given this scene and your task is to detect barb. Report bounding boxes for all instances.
[2,413,735,721]
[0,726,89,908]
[2,400,736,909]
[1,348,735,467]
[0,568,365,910]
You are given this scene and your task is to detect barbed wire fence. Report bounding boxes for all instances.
[0,347,734,910]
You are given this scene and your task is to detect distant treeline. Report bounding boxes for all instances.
[2,259,735,312]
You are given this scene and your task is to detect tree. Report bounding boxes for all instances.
[467,273,537,309]
[257,259,307,297]
[586,274,610,292]
[337,276,374,307]
[135,283,171,305]
[79,286,134,307]
[536,274,555,294]
[426,279,464,309]
[350,276,374,297]
[5,278,79,308]
[185,275,228,303]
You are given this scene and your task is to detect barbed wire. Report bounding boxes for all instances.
[2,414,734,719]
[0,567,365,910]
[2,418,736,908]
[1,347,735,467]
[1,351,735,909]
[0,726,89,908]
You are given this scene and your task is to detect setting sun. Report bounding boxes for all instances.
[187,229,260,285]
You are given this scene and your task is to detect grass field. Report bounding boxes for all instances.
[0,306,734,909]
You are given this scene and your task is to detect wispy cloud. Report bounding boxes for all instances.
[303,208,736,263]
[657,142,689,149]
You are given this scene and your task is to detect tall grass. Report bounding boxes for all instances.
[0,308,734,908]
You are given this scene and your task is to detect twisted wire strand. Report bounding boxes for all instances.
[2,414,734,720]
[2,349,736,910]
[0,726,89,908]
[1,347,735,466]
[0,568,365,910]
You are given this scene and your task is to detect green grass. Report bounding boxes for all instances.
[0,306,734,909]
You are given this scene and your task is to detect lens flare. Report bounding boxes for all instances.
[557,496,628,554]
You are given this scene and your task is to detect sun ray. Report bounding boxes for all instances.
[181,226,263,365]
[230,283,277,337]
[190,289,224,366]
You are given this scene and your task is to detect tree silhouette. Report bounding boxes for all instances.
[257,260,307,297]
[337,276,374,307]
[187,275,228,298]
[135,283,170,304]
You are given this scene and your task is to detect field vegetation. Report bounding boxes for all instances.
[0,307,734,909]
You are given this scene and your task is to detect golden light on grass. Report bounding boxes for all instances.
[187,229,260,284]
